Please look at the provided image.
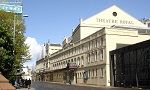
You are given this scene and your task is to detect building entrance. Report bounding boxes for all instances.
[63,63,78,84]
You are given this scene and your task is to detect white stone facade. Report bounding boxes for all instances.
[35,43,62,79]
[36,5,150,86]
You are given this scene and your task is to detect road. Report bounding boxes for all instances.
[17,81,143,90]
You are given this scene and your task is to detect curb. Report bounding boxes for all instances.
[41,81,120,88]
[35,81,144,90]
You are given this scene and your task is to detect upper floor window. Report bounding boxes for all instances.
[99,49,104,60]
[87,53,90,63]
[92,69,94,77]
[95,69,98,77]
[82,45,84,51]
[88,42,90,50]
[95,39,98,48]
[71,59,73,62]
[88,70,90,78]
[95,51,97,61]
[100,68,104,78]
[101,37,103,46]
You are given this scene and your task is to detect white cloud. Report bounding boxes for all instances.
[24,37,42,67]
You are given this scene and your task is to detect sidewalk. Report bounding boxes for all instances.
[46,81,143,89]
[16,88,35,90]
[47,81,118,88]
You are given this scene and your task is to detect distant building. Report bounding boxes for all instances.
[22,66,32,80]
[45,43,62,56]
[35,42,62,81]
[35,5,150,86]
[140,18,150,28]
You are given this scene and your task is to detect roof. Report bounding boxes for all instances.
[50,44,61,46]
[110,39,150,54]
[82,5,147,28]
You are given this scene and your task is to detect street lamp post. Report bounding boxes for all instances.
[13,14,16,44]
[13,14,28,44]
[13,14,28,67]
[14,14,28,81]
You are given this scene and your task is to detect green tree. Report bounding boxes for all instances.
[0,10,30,82]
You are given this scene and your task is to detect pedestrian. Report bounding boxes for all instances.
[69,79,71,85]
[27,78,31,89]
[14,80,18,88]
[21,79,25,87]
[25,79,28,88]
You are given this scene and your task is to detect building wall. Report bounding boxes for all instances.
[72,26,81,43]
[47,27,150,86]
[105,28,150,86]
[35,5,150,87]
[53,71,64,82]
[47,28,107,85]
[36,60,44,73]
[35,59,45,81]
[80,24,103,40]
[48,45,62,55]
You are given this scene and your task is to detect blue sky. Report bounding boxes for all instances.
[23,0,150,44]
[22,0,150,67]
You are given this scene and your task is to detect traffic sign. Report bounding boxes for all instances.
[0,4,22,13]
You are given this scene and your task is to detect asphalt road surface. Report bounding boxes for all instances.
[22,81,143,90]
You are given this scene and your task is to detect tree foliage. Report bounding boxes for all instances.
[0,10,30,82]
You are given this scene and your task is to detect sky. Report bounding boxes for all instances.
[22,0,150,67]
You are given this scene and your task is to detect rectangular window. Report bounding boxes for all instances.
[80,72,82,78]
[96,69,97,77]
[91,53,94,63]
[88,54,90,63]
[95,39,97,48]
[88,70,90,78]
[81,56,84,65]
[97,37,100,48]
[82,45,84,51]
[72,49,73,54]
[88,42,90,50]
[85,43,88,51]
[69,50,70,55]
[79,46,80,54]
[101,37,103,46]
[92,69,94,77]
[75,48,76,54]
[102,49,104,60]
[95,51,97,61]
[100,68,104,78]
[99,49,104,60]
[91,40,94,49]
[71,59,73,62]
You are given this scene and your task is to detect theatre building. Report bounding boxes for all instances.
[35,5,150,86]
